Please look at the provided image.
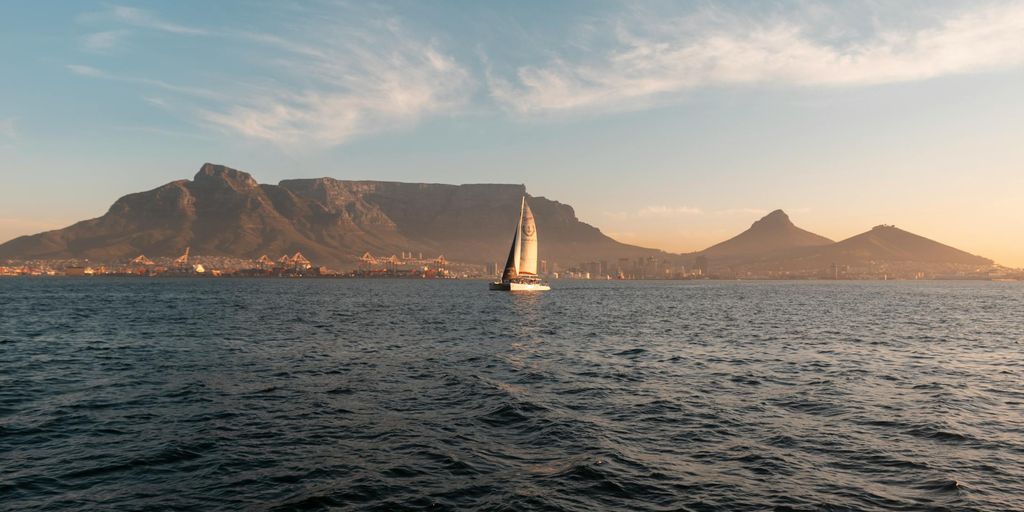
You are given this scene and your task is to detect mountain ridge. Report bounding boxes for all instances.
[690,214,992,274]
[0,164,997,273]
[0,163,669,267]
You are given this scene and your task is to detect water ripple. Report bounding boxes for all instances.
[1,278,1022,511]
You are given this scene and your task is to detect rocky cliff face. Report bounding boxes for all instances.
[0,163,667,267]
[279,178,626,264]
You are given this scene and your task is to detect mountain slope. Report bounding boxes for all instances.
[689,212,993,274]
[699,209,833,258]
[278,178,646,265]
[710,224,993,274]
[805,225,992,266]
[0,163,668,267]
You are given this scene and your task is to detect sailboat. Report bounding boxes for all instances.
[490,197,551,291]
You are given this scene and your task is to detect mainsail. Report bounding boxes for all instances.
[519,200,538,275]
[500,198,524,281]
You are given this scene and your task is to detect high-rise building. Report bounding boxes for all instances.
[696,256,709,276]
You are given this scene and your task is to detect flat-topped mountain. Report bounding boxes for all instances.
[0,163,668,267]
[699,209,833,259]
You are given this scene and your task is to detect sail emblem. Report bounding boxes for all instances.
[524,223,536,236]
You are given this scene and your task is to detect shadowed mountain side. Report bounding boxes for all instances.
[278,178,661,265]
[0,163,668,267]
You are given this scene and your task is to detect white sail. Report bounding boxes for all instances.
[519,199,538,275]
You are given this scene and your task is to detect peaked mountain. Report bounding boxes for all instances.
[0,163,668,267]
[701,222,993,274]
[698,209,833,259]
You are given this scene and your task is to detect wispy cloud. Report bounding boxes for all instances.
[67,64,225,101]
[108,5,207,35]
[142,96,170,109]
[230,30,327,59]
[111,125,207,139]
[491,2,1024,114]
[198,21,473,147]
[66,64,103,77]
[82,30,129,52]
[73,6,473,148]
[605,205,704,220]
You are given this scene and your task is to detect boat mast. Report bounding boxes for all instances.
[515,196,524,271]
[500,197,525,281]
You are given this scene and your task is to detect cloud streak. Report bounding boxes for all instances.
[74,6,473,148]
[109,5,207,35]
[197,21,473,147]
[82,30,129,52]
[491,2,1024,114]
[67,64,225,100]
[606,205,705,220]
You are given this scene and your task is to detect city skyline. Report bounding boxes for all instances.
[2,1,1023,266]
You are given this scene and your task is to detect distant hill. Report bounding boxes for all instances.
[0,163,668,268]
[791,225,992,267]
[699,209,833,260]
[693,214,993,275]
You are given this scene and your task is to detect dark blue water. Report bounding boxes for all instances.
[1,279,1022,511]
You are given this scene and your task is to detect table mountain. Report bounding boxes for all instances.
[0,163,668,268]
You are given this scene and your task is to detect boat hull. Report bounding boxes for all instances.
[489,281,550,291]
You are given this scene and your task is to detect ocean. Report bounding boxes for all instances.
[1,278,1022,511]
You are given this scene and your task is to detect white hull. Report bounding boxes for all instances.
[490,281,550,291]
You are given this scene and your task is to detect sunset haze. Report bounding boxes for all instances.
[1,1,1022,266]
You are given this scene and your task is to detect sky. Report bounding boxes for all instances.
[1,0,1022,266]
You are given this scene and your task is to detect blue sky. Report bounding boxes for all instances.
[2,1,1023,265]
